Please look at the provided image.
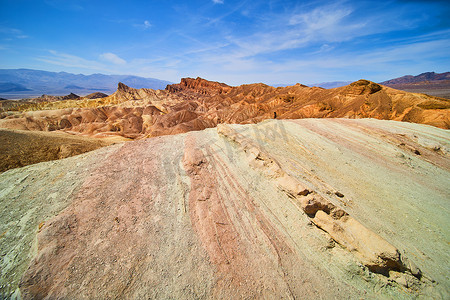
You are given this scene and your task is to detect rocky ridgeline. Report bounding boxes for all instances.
[30,93,81,103]
[166,77,232,95]
[380,72,450,85]
[0,78,449,139]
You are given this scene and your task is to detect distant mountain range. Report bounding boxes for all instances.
[306,72,450,99]
[380,72,450,85]
[0,69,173,99]
[307,72,450,90]
[307,81,353,89]
[379,72,450,99]
[1,69,449,100]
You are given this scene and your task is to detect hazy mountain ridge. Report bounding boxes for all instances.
[0,69,173,99]
[380,72,450,85]
[308,81,353,89]
[299,72,450,91]
[379,72,450,99]
[0,82,31,93]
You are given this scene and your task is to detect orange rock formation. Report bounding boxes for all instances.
[0,78,448,138]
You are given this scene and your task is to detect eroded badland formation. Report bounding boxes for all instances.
[0,77,449,299]
[1,77,449,139]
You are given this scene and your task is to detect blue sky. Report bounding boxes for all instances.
[0,0,449,85]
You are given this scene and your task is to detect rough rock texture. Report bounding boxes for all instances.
[166,77,232,95]
[0,129,127,172]
[1,78,449,139]
[30,93,81,103]
[84,92,108,99]
[217,124,407,276]
[0,119,448,299]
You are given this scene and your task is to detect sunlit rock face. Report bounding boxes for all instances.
[1,78,449,139]
[1,118,449,299]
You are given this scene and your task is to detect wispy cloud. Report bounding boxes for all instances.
[206,0,247,25]
[0,26,29,40]
[219,4,373,59]
[16,0,449,85]
[163,23,450,85]
[133,20,152,30]
[99,52,127,65]
[219,34,450,84]
[38,50,106,71]
[209,0,439,64]
[289,5,358,42]
[35,50,180,80]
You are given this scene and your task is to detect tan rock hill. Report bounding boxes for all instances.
[84,92,108,99]
[0,129,127,172]
[166,77,232,95]
[29,92,81,103]
[0,78,448,139]
[0,119,448,298]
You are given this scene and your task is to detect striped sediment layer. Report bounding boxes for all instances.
[0,118,449,299]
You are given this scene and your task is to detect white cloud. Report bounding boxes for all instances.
[213,0,224,4]
[212,1,437,64]
[132,20,152,30]
[211,4,363,60]
[0,26,29,39]
[99,52,127,65]
[317,44,334,53]
[168,26,450,85]
[36,50,176,80]
[39,50,106,71]
[234,36,450,83]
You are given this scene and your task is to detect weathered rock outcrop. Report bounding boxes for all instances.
[84,92,108,99]
[217,124,418,277]
[166,77,232,95]
[31,93,81,103]
[1,119,448,299]
[0,78,449,139]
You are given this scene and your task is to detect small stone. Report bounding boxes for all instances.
[335,191,344,198]
[326,239,335,249]
[395,275,408,287]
